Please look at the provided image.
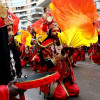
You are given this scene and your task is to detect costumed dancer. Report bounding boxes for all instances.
[72,48,79,67]
[88,36,100,64]
[33,0,99,99]
[14,30,32,67]
[88,21,100,64]
[32,16,48,72]
[27,26,37,67]
[33,8,79,100]
[0,3,22,84]
[0,3,25,100]
[72,46,85,68]
[32,50,41,72]
[77,46,85,61]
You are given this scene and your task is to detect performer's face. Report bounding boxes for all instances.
[7,24,14,43]
[7,24,14,37]
[51,27,60,39]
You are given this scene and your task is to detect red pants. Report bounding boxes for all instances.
[54,82,79,100]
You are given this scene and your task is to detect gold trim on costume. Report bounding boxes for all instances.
[52,58,57,65]
[17,72,56,83]
[60,82,69,97]
[36,35,56,48]
[58,54,63,60]
[4,18,13,25]
[44,57,51,60]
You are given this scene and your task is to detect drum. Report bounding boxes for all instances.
[15,71,60,90]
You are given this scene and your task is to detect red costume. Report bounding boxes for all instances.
[0,85,25,100]
[32,54,41,71]
[88,43,100,64]
[77,47,85,61]
[0,85,9,100]
[72,48,79,65]
[32,7,79,99]
[35,38,79,100]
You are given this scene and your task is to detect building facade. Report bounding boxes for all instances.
[37,0,100,20]
[37,0,51,12]
[2,0,44,30]
[95,0,100,21]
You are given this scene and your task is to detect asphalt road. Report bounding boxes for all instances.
[20,54,100,100]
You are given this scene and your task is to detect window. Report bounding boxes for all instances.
[32,0,37,1]
[7,3,11,6]
[37,14,42,17]
[2,0,5,2]
[36,9,42,12]
[3,3,6,6]
[27,10,31,13]
[20,16,27,20]
[27,0,30,3]
[22,22,27,25]
[28,5,31,8]
[16,7,21,10]
[16,12,20,16]
[32,9,35,12]
[28,16,31,19]
[32,3,36,7]
[13,0,26,6]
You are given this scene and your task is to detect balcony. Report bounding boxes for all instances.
[9,1,37,8]
[11,6,43,13]
[17,11,43,18]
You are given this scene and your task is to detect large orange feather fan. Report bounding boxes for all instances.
[32,18,47,42]
[49,0,99,47]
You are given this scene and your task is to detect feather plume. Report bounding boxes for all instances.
[14,30,32,50]
[49,0,99,47]
[32,18,47,42]
[10,12,19,35]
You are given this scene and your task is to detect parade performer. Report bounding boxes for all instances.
[33,0,98,99]
[38,26,79,100]
[77,47,85,61]
[72,46,85,68]
[49,0,98,99]
[88,21,100,64]
[72,48,79,67]
[0,3,22,84]
[32,17,48,71]
[8,25,22,78]
[32,50,41,72]
[88,36,100,64]
[14,30,33,67]
[33,8,79,100]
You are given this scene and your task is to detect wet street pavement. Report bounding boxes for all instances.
[22,54,100,100]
